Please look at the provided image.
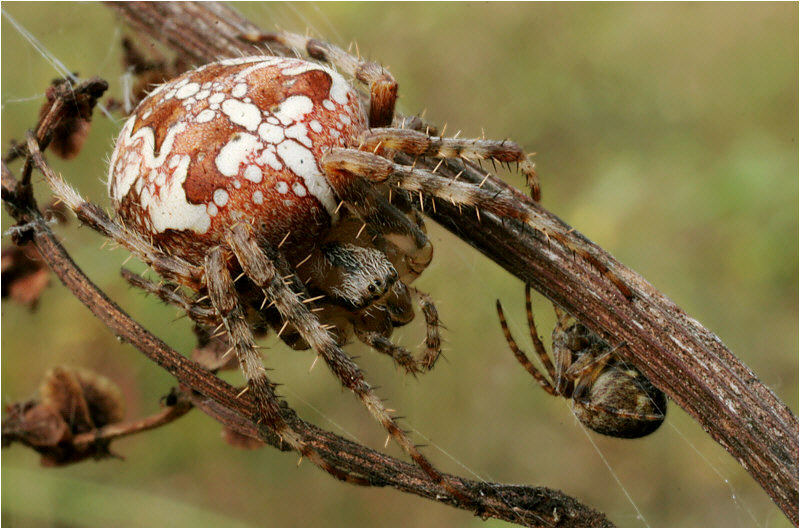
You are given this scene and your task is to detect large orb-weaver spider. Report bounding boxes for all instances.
[38,31,546,505]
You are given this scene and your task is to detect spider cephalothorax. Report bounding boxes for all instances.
[43,32,549,506]
[497,285,666,438]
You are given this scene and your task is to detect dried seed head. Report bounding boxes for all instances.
[2,366,125,466]
[108,56,368,262]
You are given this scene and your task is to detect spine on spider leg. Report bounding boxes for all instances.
[224,224,478,508]
[203,247,367,485]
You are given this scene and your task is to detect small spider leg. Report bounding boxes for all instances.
[524,285,556,377]
[353,283,443,375]
[120,268,217,326]
[204,246,368,485]
[243,31,397,127]
[322,149,528,222]
[570,353,612,403]
[495,296,558,396]
[360,128,539,201]
[224,223,475,507]
[29,137,203,290]
[411,287,443,371]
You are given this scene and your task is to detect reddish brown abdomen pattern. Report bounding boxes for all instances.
[108,56,367,262]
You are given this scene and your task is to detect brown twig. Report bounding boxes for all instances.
[70,390,193,447]
[103,2,799,524]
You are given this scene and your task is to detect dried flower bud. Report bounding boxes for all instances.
[38,78,106,159]
[2,366,125,466]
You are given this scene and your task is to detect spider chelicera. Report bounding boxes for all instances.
[497,285,667,438]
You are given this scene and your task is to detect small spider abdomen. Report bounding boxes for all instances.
[108,56,367,262]
[573,365,667,439]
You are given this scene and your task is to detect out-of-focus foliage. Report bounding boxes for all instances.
[2,3,796,527]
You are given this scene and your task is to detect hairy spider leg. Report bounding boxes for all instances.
[204,246,370,485]
[243,31,397,127]
[224,223,477,508]
[411,288,443,371]
[352,284,443,375]
[322,150,527,220]
[359,128,539,201]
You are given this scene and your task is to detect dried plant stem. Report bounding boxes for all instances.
[70,391,193,447]
[105,2,798,524]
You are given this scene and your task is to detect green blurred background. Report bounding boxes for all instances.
[2,3,797,527]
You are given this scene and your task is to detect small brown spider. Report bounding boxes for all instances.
[41,31,549,504]
[497,285,666,438]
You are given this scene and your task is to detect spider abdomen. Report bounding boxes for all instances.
[108,56,368,262]
[572,365,667,439]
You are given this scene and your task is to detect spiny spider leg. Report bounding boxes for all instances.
[243,31,397,127]
[360,128,539,201]
[204,246,369,485]
[224,223,475,507]
[120,268,217,327]
[323,149,529,222]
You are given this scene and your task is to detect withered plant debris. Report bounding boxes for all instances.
[38,77,106,160]
[2,366,125,466]
[1,243,51,308]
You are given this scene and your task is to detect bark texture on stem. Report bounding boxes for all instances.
[104,2,798,524]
